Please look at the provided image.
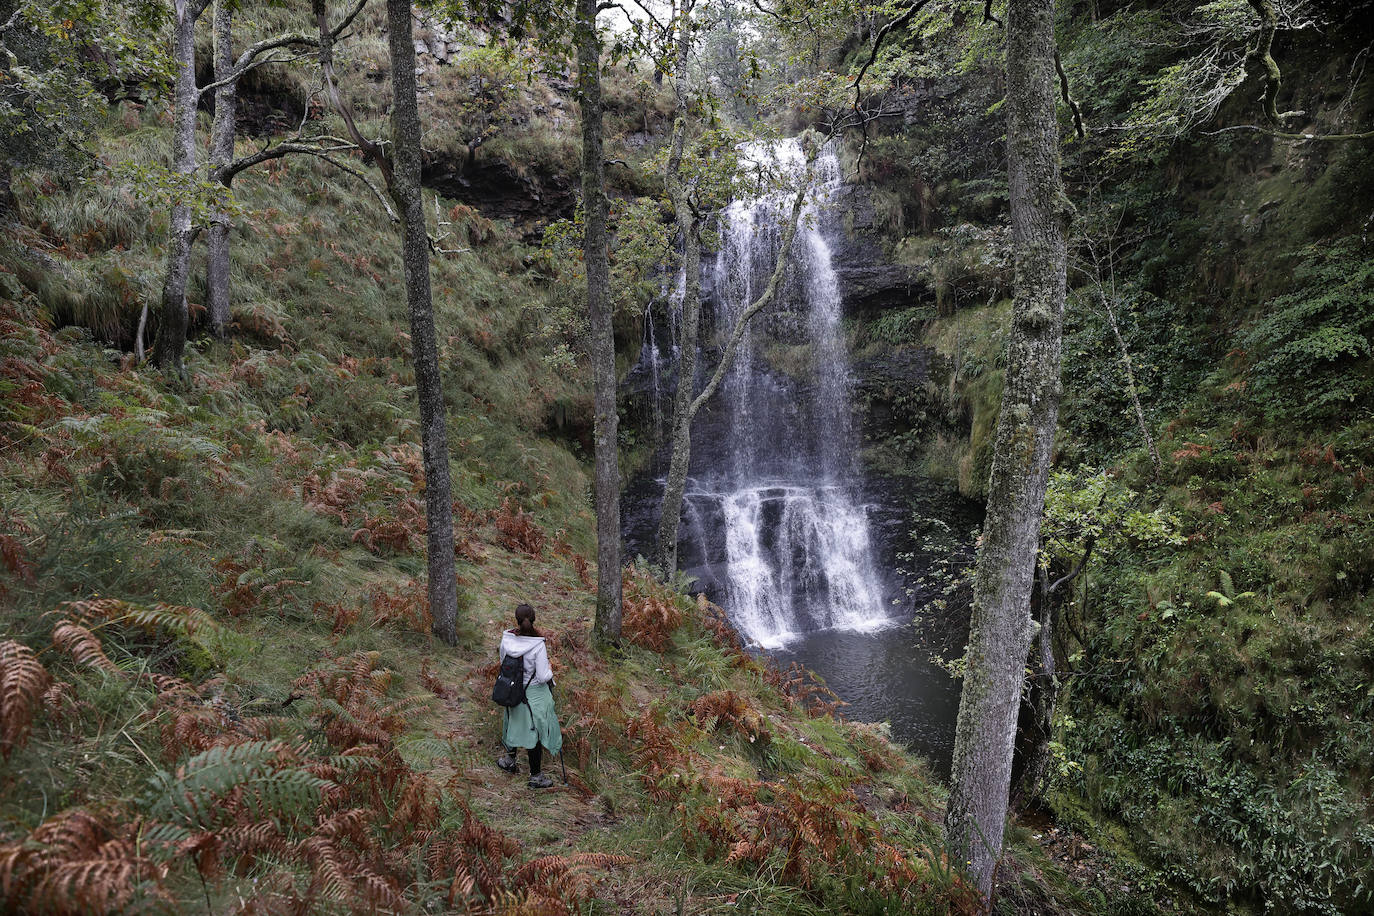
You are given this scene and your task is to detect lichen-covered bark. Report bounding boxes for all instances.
[206,0,236,337]
[653,121,701,573]
[1246,0,1284,124]
[653,20,700,573]
[577,0,623,643]
[152,0,204,372]
[943,0,1068,903]
[386,0,460,645]
[655,182,805,574]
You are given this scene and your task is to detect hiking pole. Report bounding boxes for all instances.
[551,682,567,784]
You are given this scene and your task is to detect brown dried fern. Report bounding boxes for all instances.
[621,567,685,651]
[0,640,51,759]
[494,498,546,557]
[51,622,120,674]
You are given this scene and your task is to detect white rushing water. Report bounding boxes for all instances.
[694,138,889,647]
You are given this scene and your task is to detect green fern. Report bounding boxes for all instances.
[1205,570,1256,608]
[147,740,330,827]
[1245,238,1374,425]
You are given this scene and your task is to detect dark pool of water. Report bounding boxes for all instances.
[771,622,964,778]
[625,460,981,781]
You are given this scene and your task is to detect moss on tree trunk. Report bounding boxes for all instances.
[943,0,1068,903]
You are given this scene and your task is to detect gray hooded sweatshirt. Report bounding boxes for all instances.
[498,630,554,686]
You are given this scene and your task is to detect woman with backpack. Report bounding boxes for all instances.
[496,603,562,789]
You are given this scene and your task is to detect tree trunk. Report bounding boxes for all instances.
[1098,289,1161,476]
[206,0,236,338]
[653,24,699,571]
[653,15,698,574]
[0,4,18,226]
[653,187,700,573]
[943,0,1068,905]
[0,162,16,224]
[1010,569,1058,811]
[577,0,622,644]
[385,0,460,646]
[655,184,807,573]
[152,0,202,372]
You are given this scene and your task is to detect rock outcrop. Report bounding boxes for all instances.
[421,157,575,228]
[826,184,929,315]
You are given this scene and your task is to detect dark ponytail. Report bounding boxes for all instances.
[514,603,540,637]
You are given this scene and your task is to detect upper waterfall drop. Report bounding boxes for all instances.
[674,137,890,648]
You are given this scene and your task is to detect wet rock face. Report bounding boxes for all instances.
[825,184,927,315]
[420,156,575,228]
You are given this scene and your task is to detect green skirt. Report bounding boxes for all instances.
[502,682,562,755]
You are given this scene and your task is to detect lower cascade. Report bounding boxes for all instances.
[643,138,891,648]
[706,484,887,648]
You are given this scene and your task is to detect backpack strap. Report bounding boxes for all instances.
[520,662,536,717]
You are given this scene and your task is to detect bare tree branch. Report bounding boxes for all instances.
[305,151,398,221]
[850,0,934,101]
[215,136,398,222]
[1048,536,1096,596]
[750,0,809,29]
[1055,49,1086,140]
[1245,0,1302,124]
[312,0,392,189]
[686,183,808,420]
[1203,123,1374,141]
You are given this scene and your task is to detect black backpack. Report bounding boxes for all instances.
[491,652,534,708]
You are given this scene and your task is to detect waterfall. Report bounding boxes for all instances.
[679,138,889,648]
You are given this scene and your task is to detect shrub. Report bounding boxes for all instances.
[1245,238,1374,426]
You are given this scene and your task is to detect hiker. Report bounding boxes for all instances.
[496,603,563,789]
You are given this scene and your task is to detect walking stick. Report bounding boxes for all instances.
[551,682,567,785]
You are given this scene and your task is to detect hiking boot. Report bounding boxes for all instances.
[497,754,519,774]
[527,772,554,789]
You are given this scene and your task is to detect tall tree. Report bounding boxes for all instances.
[151,0,211,372]
[576,0,622,643]
[205,0,237,338]
[652,2,702,572]
[203,0,375,338]
[385,0,461,646]
[642,0,811,573]
[943,0,1068,904]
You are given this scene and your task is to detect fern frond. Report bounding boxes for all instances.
[148,740,331,828]
[0,843,40,905]
[513,852,632,885]
[135,820,193,857]
[33,859,152,914]
[1,639,51,759]
[378,693,434,723]
[51,622,121,674]
[397,736,458,761]
[1,809,176,916]
[219,820,287,861]
[58,597,222,638]
[1219,569,1235,598]
[30,808,108,858]
[0,525,37,592]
